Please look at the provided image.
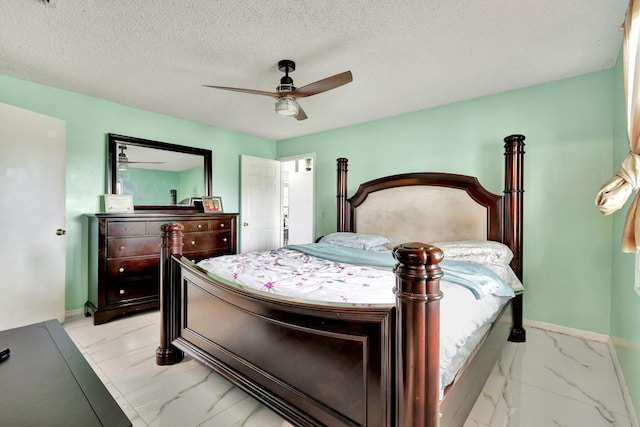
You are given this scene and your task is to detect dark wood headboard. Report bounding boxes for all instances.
[336,134,525,281]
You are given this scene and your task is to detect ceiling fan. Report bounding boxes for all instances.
[117,145,163,171]
[203,59,353,121]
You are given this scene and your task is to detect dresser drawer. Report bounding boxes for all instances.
[210,219,232,231]
[147,219,233,234]
[108,221,147,236]
[107,236,161,258]
[106,279,158,304]
[147,221,177,235]
[107,257,159,280]
[183,231,232,253]
[181,220,210,233]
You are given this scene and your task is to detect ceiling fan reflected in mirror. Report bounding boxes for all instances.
[203,60,353,121]
[117,145,164,171]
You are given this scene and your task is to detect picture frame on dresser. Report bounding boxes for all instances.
[203,196,223,213]
[104,194,133,213]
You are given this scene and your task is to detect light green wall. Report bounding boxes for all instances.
[277,70,615,334]
[116,165,204,205]
[178,166,205,202]
[610,52,640,418]
[121,168,180,205]
[0,75,276,311]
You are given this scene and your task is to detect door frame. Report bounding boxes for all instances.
[278,152,316,245]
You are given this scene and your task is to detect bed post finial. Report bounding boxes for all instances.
[157,223,185,365]
[393,242,444,427]
[504,134,526,343]
[337,158,349,232]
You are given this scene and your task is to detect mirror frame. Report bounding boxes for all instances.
[107,133,213,211]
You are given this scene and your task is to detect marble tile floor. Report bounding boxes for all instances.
[62,311,635,427]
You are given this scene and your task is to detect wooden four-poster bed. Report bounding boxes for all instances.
[156,134,526,426]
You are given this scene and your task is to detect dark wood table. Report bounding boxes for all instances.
[0,319,131,426]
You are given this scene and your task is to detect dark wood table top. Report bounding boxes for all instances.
[0,319,131,427]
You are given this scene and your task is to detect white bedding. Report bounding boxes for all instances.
[197,244,516,394]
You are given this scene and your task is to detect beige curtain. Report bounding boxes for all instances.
[595,0,640,252]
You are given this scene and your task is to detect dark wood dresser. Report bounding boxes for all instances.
[86,212,238,324]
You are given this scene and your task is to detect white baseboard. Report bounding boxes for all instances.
[64,308,85,320]
[523,318,609,343]
[608,339,640,427]
[523,319,638,426]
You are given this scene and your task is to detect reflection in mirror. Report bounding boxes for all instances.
[107,134,212,208]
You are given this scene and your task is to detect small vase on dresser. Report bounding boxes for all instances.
[86,212,238,324]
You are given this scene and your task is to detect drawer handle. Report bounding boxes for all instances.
[220,223,225,228]
[222,238,228,242]
[197,224,203,229]
[119,246,125,251]
[191,240,196,245]
[118,267,125,273]
[119,289,125,295]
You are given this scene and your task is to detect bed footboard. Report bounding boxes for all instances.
[157,225,444,427]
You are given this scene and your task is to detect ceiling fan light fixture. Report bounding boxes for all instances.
[275,97,298,116]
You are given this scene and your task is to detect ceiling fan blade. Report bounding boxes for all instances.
[203,85,280,98]
[294,101,308,121]
[290,71,352,98]
[127,161,164,164]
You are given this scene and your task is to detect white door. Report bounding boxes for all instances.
[0,102,66,331]
[240,155,282,252]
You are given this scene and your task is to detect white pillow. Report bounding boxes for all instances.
[432,240,514,265]
[319,232,392,251]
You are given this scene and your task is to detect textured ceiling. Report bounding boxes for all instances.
[0,0,628,141]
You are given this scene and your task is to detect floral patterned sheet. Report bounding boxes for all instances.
[196,242,517,394]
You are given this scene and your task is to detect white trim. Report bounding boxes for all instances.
[523,318,609,343]
[609,338,640,427]
[64,308,85,320]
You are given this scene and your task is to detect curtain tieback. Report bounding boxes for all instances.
[595,151,640,215]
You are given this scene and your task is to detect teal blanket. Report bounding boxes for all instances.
[284,243,514,300]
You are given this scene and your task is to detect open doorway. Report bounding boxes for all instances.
[280,154,315,245]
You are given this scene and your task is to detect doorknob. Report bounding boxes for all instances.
[243,222,249,227]
[55,229,66,236]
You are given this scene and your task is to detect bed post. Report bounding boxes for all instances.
[503,134,526,342]
[156,223,185,365]
[337,157,349,232]
[393,242,444,427]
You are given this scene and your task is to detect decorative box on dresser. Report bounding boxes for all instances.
[86,212,238,325]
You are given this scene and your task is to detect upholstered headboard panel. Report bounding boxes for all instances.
[341,172,504,246]
[354,186,488,248]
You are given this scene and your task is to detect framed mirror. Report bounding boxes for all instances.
[107,134,212,210]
